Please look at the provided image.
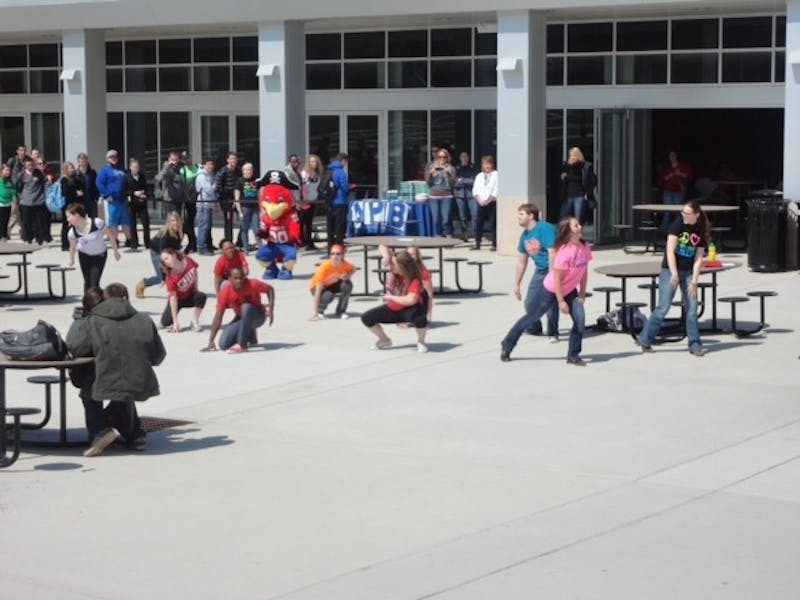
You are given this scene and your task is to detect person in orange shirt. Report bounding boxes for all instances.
[308,244,355,320]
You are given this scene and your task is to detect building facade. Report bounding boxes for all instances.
[1,0,797,251]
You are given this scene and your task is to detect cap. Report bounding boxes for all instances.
[106,150,118,159]
[180,150,191,159]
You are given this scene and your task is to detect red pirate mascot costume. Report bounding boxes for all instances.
[255,169,301,280]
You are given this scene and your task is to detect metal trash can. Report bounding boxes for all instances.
[746,190,786,272]
[786,201,800,271]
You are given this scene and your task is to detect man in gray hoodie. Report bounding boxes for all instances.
[16,156,49,244]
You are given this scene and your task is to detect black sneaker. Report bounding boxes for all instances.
[500,350,511,362]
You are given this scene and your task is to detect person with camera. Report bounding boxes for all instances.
[426,148,457,237]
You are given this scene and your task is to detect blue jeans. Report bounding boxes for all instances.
[196,206,213,252]
[218,303,266,349]
[239,205,260,250]
[502,288,585,361]
[661,190,685,232]
[143,249,163,287]
[523,270,559,337]
[638,268,702,353]
[455,193,476,236]
[429,196,453,236]
[561,195,585,223]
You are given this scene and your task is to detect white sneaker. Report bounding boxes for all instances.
[191,320,202,332]
[548,336,559,344]
[317,312,325,319]
[339,313,349,320]
[372,338,392,350]
[83,428,120,458]
[417,342,429,353]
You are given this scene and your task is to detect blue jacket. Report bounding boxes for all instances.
[327,160,349,207]
[96,163,126,202]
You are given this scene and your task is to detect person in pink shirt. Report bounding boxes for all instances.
[500,216,592,365]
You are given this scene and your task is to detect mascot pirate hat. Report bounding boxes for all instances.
[260,169,298,190]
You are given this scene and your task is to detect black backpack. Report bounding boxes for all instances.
[0,320,69,361]
[315,168,335,207]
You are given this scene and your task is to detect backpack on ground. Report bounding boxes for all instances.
[0,320,69,361]
[315,168,335,207]
[45,177,65,213]
[596,306,646,333]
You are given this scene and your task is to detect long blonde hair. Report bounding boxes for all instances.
[303,154,323,179]
[567,147,585,164]
[158,210,184,240]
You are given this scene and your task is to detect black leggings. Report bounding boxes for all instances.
[361,302,428,329]
[161,291,207,327]
[78,252,107,292]
[299,207,314,246]
[0,205,10,239]
[128,201,151,249]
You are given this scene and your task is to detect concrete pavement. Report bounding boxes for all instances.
[1,233,798,599]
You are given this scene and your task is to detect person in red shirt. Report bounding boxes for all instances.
[201,267,274,354]
[360,250,430,353]
[160,248,207,333]
[213,238,250,293]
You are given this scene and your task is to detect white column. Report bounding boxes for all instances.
[258,21,305,173]
[496,11,547,255]
[784,1,800,200]
[62,29,107,164]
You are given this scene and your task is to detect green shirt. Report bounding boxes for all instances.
[180,163,200,184]
[0,178,15,206]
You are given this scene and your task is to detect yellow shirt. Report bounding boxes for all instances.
[309,259,355,290]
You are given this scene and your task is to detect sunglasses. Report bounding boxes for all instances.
[330,252,343,256]
[681,211,697,216]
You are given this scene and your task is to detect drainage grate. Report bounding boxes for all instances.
[139,416,194,433]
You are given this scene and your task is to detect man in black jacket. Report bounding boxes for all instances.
[214,151,241,243]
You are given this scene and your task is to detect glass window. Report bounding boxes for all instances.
[308,115,340,167]
[547,56,564,85]
[0,71,26,93]
[344,32,385,59]
[474,59,497,87]
[567,56,612,85]
[343,62,384,88]
[160,112,190,170]
[159,39,191,64]
[723,17,772,49]
[431,28,471,56]
[346,115,378,191]
[194,38,230,63]
[546,109,565,220]
[29,70,60,93]
[159,67,191,92]
[616,55,667,84]
[125,40,156,65]
[0,116,25,164]
[566,109,593,162]
[201,115,229,170]
[475,30,497,56]
[236,116,260,171]
[107,113,124,162]
[125,67,157,92]
[306,63,341,90]
[233,65,258,90]
[671,54,717,84]
[126,112,158,176]
[106,68,123,92]
[389,30,427,57]
[387,110,426,186]
[431,111,471,166]
[431,59,471,87]
[474,110,497,163]
[106,42,122,66]
[547,24,565,54]
[721,52,771,82]
[388,61,427,88]
[194,66,230,90]
[568,23,613,53]
[776,16,786,47]
[776,51,785,83]
[29,44,59,68]
[0,45,27,68]
[233,36,258,62]
[31,113,61,164]
[306,33,341,60]
[616,21,667,51]
[671,19,719,50]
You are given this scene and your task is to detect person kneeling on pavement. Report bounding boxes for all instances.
[67,283,167,457]
[201,267,274,354]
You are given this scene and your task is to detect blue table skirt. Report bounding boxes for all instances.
[347,200,434,237]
